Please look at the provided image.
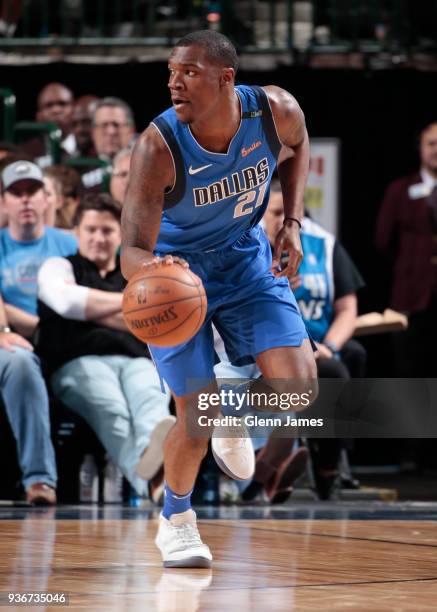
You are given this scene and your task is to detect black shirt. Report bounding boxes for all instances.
[333,242,365,300]
[36,253,150,376]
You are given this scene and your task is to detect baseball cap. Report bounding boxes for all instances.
[1,160,44,191]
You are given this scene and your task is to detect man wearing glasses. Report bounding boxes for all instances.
[92,97,136,163]
[82,97,136,192]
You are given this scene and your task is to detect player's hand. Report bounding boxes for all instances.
[272,223,303,278]
[0,331,33,352]
[141,255,189,270]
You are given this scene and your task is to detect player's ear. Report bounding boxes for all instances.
[220,67,235,86]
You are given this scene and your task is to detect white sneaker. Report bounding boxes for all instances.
[136,416,177,480]
[155,509,213,568]
[211,417,255,481]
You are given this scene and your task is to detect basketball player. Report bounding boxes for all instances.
[121,30,317,568]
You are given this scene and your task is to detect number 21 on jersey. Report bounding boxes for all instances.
[233,182,268,218]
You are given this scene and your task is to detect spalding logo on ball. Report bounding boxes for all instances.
[122,264,207,347]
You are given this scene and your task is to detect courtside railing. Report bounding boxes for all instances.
[0,1,435,54]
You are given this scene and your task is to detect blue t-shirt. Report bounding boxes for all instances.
[294,217,364,342]
[294,218,336,343]
[0,227,77,315]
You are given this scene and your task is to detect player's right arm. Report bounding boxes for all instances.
[121,124,180,280]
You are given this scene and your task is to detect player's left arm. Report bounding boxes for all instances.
[264,86,309,278]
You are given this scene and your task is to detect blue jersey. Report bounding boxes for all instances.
[152,85,281,253]
[293,218,335,343]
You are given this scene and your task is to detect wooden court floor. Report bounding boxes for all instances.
[1,503,437,611]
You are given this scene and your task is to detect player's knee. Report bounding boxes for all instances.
[280,353,318,412]
[262,376,318,413]
[295,377,318,412]
[276,377,318,413]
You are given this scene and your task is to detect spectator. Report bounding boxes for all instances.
[37,194,174,499]
[0,159,77,505]
[0,291,57,505]
[22,83,75,167]
[109,148,131,205]
[43,165,82,229]
[0,152,34,228]
[0,160,77,338]
[71,95,99,158]
[81,97,135,192]
[375,120,437,377]
[262,182,366,500]
[36,83,74,135]
[92,97,135,162]
[213,335,309,505]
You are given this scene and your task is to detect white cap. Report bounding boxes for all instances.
[2,160,44,191]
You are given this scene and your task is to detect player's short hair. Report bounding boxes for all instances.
[175,30,238,73]
[73,193,121,226]
[92,97,135,127]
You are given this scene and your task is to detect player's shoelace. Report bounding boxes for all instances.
[221,436,248,450]
[172,523,203,549]
[216,421,250,449]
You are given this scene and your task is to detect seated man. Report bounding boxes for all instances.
[213,330,309,505]
[0,292,56,505]
[70,96,99,159]
[0,159,78,504]
[37,194,174,499]
[264,182,366,499]
[81,98,136,192]
[22,83,75,167]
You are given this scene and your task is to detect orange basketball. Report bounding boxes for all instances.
[122,264,207,347]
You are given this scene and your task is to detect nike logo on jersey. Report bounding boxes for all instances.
[188,163,212,175]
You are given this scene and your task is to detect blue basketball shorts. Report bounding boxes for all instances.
[149,225,309,397]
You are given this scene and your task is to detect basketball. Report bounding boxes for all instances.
[122,264,207,347]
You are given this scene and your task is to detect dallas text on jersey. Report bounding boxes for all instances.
[193,157,269,207]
